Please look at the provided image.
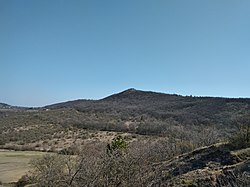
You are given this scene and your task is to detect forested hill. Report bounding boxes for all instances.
[1,89,250,138]
[45,88,250,129]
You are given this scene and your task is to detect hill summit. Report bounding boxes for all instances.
[42,88,250,136]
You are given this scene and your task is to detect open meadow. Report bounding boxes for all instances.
[0,150,48,184]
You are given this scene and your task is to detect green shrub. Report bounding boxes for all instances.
[106,135,128,156]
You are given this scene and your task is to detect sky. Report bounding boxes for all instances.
[1,0,250,107]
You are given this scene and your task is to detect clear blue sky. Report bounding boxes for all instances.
[1,0,250,107]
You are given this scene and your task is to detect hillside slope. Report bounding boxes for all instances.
[150,143,250,186]
[1,89,250,151]
[45,88,250,130]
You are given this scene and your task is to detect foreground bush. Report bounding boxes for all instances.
[27,137,156,187]
[229,124,250,149]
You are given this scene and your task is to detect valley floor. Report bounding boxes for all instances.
[0,150,47,184]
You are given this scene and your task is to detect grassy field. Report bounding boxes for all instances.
[0,150,48,184]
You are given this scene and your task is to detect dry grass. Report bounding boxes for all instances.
[0,150,48,183]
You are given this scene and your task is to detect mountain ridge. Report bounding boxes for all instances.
[2,89,250,131]
[45,88,250,109]
[2,89,250,108]
[38,89,250,136]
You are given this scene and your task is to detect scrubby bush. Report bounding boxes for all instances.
[16,175,31,187]
[27,136,157,186]
[229,124,250,149]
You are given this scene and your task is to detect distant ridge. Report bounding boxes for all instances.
[42,89,250,130]
[2,89,250,109]
[0,103,11,109]
[45,88,250,109]
[0,102,35,110]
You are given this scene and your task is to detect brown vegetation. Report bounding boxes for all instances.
[1,89,250,186]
